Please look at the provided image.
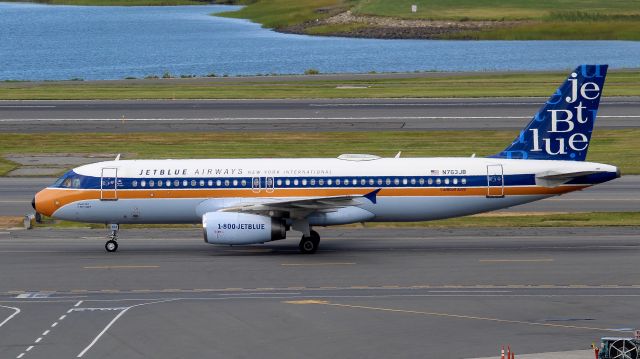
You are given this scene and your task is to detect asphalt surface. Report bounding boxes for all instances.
[1,176,637,217]
[0,227,638,359]
[1,97,639,132]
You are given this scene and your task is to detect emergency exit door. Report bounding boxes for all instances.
[101,167,118,200]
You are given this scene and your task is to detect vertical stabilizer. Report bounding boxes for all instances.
[492,65,607,161]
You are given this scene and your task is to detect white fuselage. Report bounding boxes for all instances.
[35,156,618,225]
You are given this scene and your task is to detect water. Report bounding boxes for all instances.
[1,2,639,81]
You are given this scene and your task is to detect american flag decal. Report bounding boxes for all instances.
[431,170,439,175]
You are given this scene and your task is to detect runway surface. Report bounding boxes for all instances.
[0,227,639,358]
[1,97,639,132]
[1,176,637,217]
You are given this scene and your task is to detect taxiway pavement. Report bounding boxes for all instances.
[0,227,638,359]
[1,97,639,132]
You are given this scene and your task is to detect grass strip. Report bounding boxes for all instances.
[1,70,640,99]
[11,212,639,230]
[0,130,636,176]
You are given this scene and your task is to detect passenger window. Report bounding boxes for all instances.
[233,180,238,187]
[199,180,205,187]
[224,180,230,187]
[149,180,155,187]
[436,178,442,185]
[285,179,291,186]
[402,178,407,185]
[319,179,324,186]
[174,180,180,187]
[327,179,332,185]
[183,180,188,187]
[336,179,341,185]
[141,180,146,187]
[310,179,316,186]
[461,178,467,185]
[302,179,307,186]
[394,178,400,185]
[216,180,221,187]
[385,178,391,186]
[241,179,247,187]
[444,178,450,185]
[428,178,433,185]
[208,180,213,187]
[419,178,425,185]
[132,180,138,187]
[190,180,196,187]
[166,180,171,187]
[277,179,282,186]
[452,178,458,185]
[410,178,416,185]
[369,178,374,186]
[294,179,299,186]
[157,180,163,187]
[377,179,383,186]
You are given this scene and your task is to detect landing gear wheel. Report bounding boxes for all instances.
[299,230,320,254]
[105,240,118,253]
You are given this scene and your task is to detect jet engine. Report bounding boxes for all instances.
[202,212,286,245]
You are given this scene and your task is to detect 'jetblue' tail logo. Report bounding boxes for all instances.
[493,64,607,161]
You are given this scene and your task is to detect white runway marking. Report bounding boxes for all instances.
[0,305,20,328]
[15,302,75,358]
[76,299,178,358]
[0,115,638,122]
[0,105,56,108]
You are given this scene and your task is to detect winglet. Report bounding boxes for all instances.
[363,188,381,204]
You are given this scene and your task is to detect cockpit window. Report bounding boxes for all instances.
[53,171,83,189]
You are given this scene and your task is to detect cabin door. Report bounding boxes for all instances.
[486,164,504,198]
[100,167,118,201]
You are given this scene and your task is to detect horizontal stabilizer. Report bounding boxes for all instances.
[535,170,603,187]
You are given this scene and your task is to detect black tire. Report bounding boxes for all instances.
[299,236,318,254]
[105,240,118,253]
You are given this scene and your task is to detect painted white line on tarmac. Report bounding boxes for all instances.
[76,299,178,358]
[0,305,20,328]
[0,105,55,108]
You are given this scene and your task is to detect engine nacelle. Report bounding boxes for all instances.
[203,212,286,245]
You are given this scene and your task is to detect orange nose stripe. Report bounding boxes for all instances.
[35,188,62,217]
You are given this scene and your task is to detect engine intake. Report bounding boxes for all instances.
[203,212,286,245]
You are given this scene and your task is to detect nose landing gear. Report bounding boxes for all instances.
[105,224,119,253]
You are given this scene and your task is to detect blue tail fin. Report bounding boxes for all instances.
[492,64,608,161]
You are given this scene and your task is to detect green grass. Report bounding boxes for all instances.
[367,212,640,228]
[0,158,19,176]
[217,0,640,40]
[352,0,640,21]
[217,0,351,28]
[454,20,640,40]
[4,0,208,5]
[16,212,640,230]
[1,130,636,176]
[1,70,639,100]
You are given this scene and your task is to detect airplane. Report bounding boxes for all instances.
[33,64,619,254]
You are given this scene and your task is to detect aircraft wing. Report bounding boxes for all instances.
[219,189,380,218]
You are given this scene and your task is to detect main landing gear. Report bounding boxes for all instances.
[105,224,119,253]
[299,230,320,254]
